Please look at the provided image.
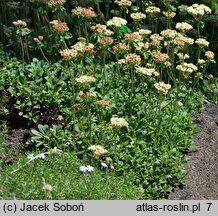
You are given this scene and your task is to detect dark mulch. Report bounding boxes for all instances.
[169,103,218,200]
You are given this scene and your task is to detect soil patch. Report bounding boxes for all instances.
[169,103,218,200]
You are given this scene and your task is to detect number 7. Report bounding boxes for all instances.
[206,203,212,211]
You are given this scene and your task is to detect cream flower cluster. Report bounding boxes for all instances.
[195,38,209,47]
[71,42,94,54]
[111,117,128,127]
[75,75,96,84]
[12,20,27,27]
[60,49,78,61]
[187,4,211,18]
[176,63,198,73]
[178,4,189,13]
[47,0,65,6]
[160,29,177,39]
[88,145,108,157]
[177,53,190,60]
[115,0,132,7]
[136,67,159,77]
[146,6,161,15]
[60,42,94,60]
[175,22,193,32]
[154,82,171,93]
[163,11,176,18]
[107,17,127,28]
[130,12,146,21]
[138,29,152,36]
[135,42,149,52]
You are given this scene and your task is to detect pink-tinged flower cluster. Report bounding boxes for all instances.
[174,33,194,47]
[72,7,97,18]
[90,24,113,36]
[12,20,27,27]
[79,91,97,98]
[205,51,215,60]
[98,100,110,106]
[34,35,44,43]
[51,21,69,33]
[150,34,163,46]
[99,37,113,46]
[115,0,132,7]
[125,53,141,65]
[112,43,130,53]
[154,82,171,93]
[124,32,143,43]
[152,51,169,63]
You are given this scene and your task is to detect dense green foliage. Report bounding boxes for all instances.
[0,0,217,199]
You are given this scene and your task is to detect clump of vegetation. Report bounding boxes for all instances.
[0,0,217,199]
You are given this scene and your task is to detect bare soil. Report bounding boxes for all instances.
[169,103,218,200]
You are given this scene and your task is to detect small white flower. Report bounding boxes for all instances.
[130,141,135,145]
[27,154,34,160]
[138,187,145,193]
[86,165,94,172]
[101,162,108,168]
[80,166,88,174]
[110,165,114,170]
[37,153,46,159]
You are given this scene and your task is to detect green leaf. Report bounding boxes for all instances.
[120,25,132,34]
